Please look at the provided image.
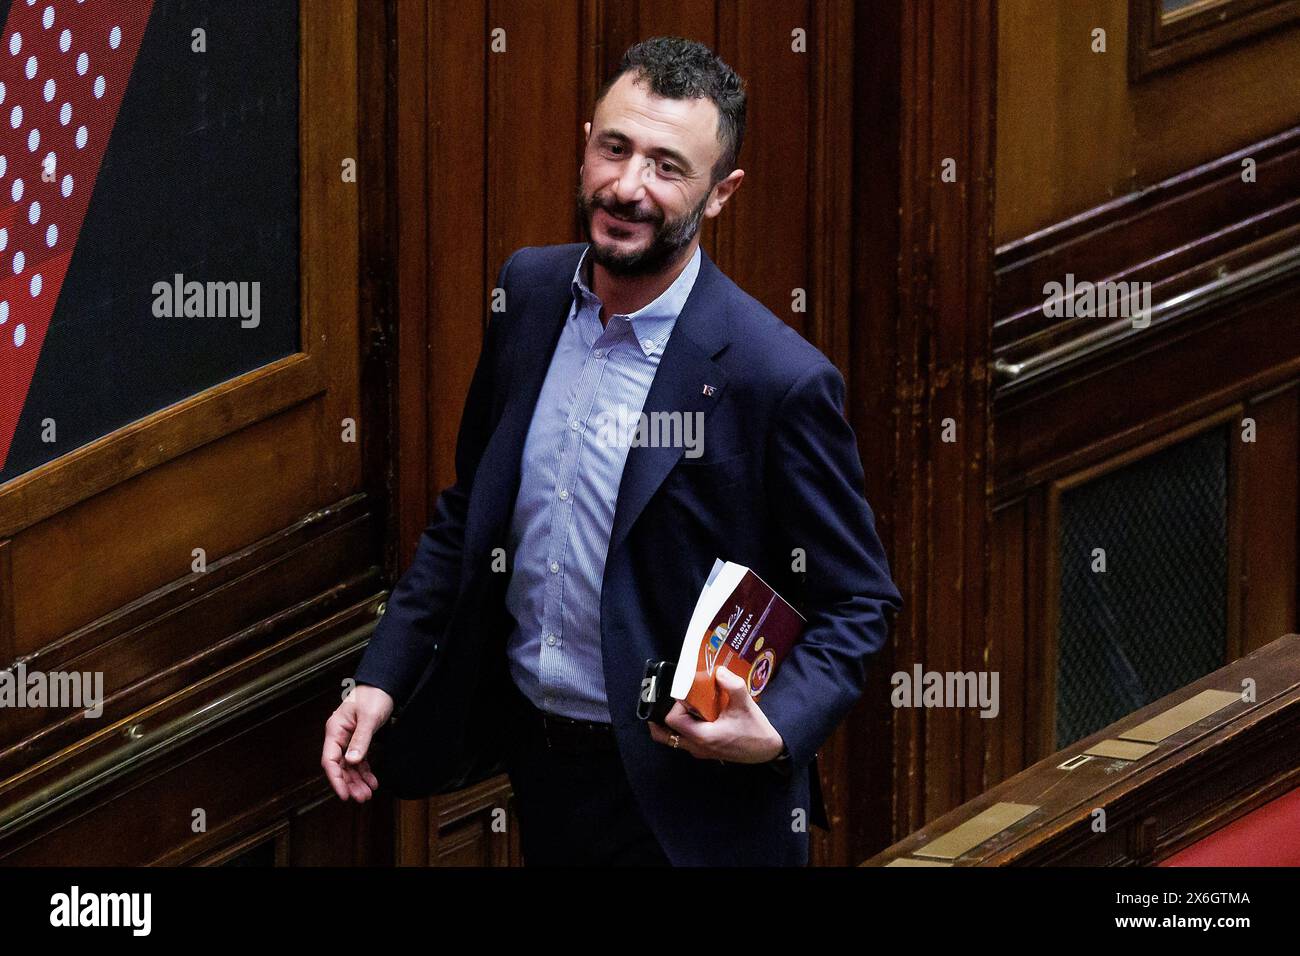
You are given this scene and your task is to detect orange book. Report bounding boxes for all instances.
[669,559,806,721]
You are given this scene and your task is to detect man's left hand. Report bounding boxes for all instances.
[648,667,785,763]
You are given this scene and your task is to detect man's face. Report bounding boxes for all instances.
[577,71,740,277]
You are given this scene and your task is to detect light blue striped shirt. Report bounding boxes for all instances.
[505,244,702,722]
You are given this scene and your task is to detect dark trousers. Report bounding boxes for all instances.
[502,684,671,867]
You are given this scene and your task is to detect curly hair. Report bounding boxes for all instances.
[595,36,747,185]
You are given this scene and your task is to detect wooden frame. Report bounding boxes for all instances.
[0,0,373,861]
[1040,405,1245,752]
[0,0,357,539]
[1130,0,1300,79]
[868,634,1300,866]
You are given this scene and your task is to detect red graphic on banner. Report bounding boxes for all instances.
[0,0,153,472]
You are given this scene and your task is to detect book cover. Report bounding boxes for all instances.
[669,559,806,721]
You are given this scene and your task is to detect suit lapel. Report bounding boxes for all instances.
[607,247,732,556]
[474,243,734,558]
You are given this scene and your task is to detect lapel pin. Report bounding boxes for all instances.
[702,384,716,397]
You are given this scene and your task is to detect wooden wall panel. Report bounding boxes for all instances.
[0,0,393,867]
[996,0,1300,242]
[872,0,996,834]
[393,0,880,866]
[426,0,489,521]
[715,0,813,340]
[486,1,583,266]
[10,403,320,653]
[988,499,1028,786]
[1240,382,1300,653]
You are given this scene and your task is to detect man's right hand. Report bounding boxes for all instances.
[322,683,394,802]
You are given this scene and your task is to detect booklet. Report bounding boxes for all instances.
[668,559,806,721]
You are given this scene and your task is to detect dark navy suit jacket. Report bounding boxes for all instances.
[356,242,903,866]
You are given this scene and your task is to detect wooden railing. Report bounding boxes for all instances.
[865,634,1300,866]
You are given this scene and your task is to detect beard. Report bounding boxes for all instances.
[576,183,710,277]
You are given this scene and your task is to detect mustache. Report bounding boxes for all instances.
[592,195,660,224]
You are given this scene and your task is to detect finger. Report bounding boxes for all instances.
[341,764,373,801]
[649,719,713,759]
[321,718,353,800]
[649,718,686,749]
[345,715,379,765]
[358,760,379,790]
[714,667,751,711]
[663,702,701,735]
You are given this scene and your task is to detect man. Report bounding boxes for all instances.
[321,36,902,866]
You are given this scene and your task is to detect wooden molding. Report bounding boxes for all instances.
[867,633,1300,865]
[1130,0,1300,80]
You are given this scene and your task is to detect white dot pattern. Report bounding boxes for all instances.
[0,0,148,409]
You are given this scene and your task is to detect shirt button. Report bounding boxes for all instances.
[594,349,605,359]
[543,695,552,707]
[546,634,557,646]
[549,560,559,573]
[570,420,580,431]
[559,489,569,500]
[642,338,654,351]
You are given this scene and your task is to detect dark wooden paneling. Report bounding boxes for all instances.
[0,0,394,868]
[1130,0,1300,79]
[430,776,520,866]
[989,121,1300,778]
[1241,382,1300,653]
[486,0,582,264]
[0,496,379,771]
[0,600,384,864]
[882,0,996,833]
[988,500,1028,786]
[393,0,887,867]
[997,0,1300,242]
[995,285,1300,496]
[994,128,1300,356]
[867,634,1300,866]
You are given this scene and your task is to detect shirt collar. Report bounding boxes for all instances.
[570,244,702,356]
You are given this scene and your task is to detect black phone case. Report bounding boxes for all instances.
[637,658,677,723]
